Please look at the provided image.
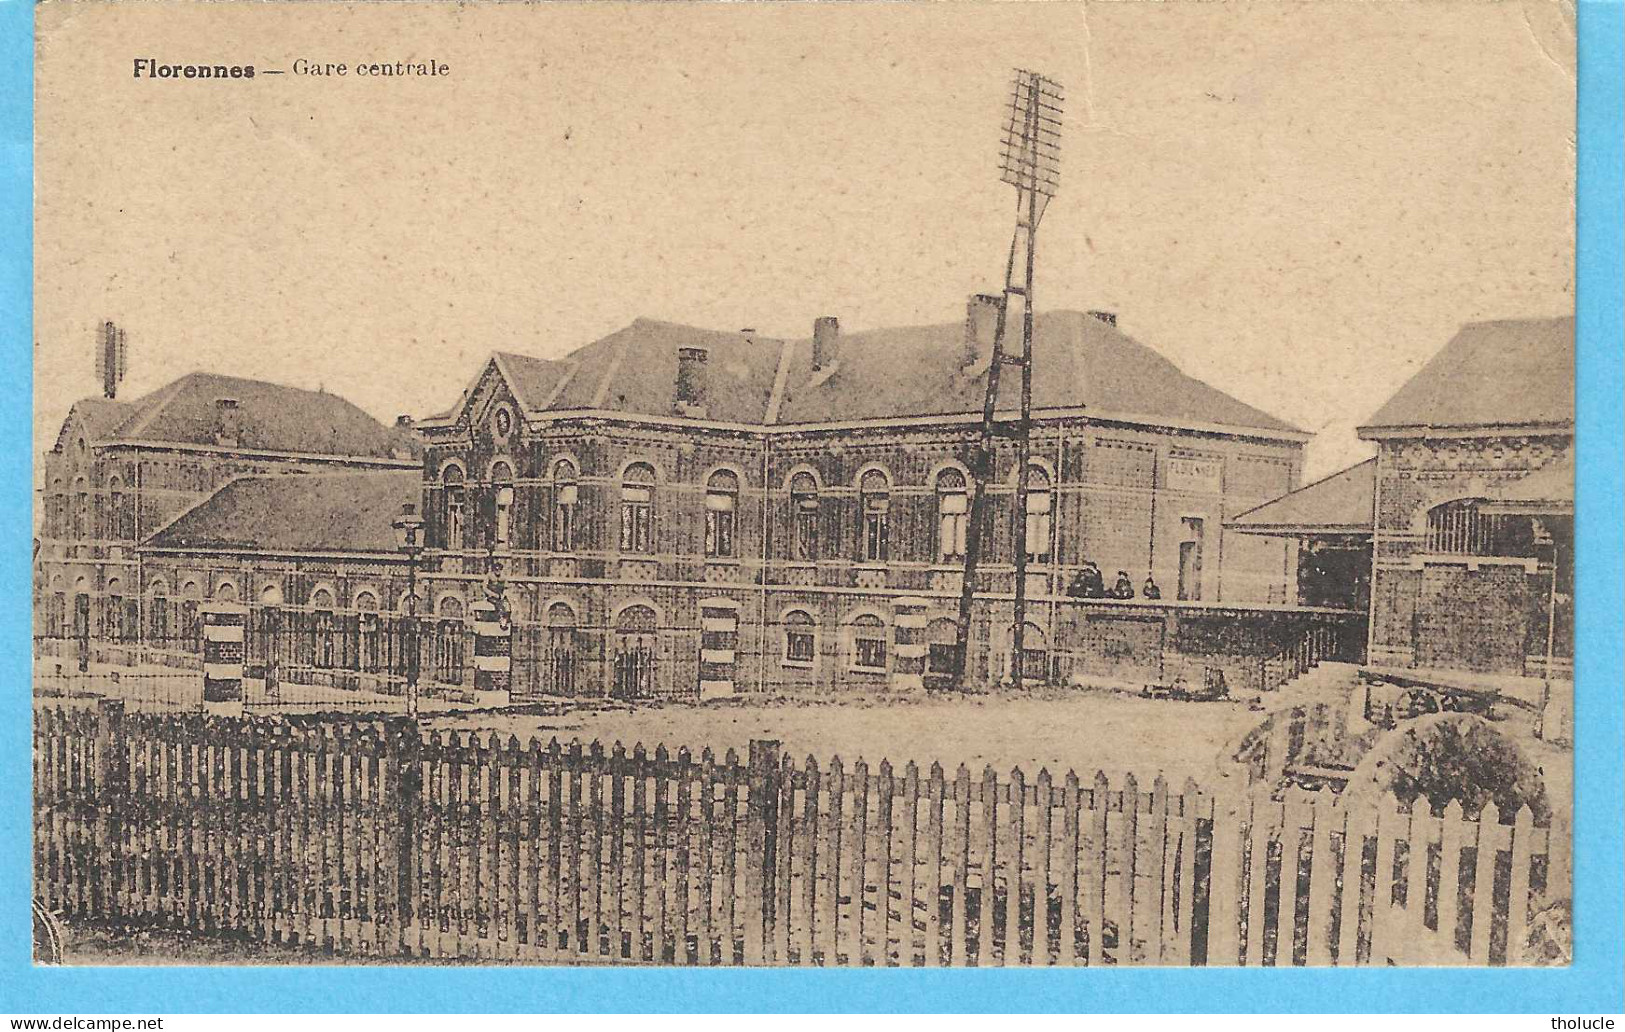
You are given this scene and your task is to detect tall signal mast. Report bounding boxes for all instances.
[95,319,128,400]
[953,69,1064,692]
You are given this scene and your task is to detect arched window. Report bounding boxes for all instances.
[435,596,465,684]
[148,579,170,645]
[442,464,467,551]
[214,580,238,602]
[783,609,817,668]
[611,604,658,699]
[705,469,739,558]
[859,470,890,563]
[1425,499,1534,557]
[790,472,819,561]
[936,468,968,561]
[108,477,129,540]
[310,588,336,668]
[1022,465,1053,562]
[1005,622,1049,683]
[543,602,580,695]
[259,583,283,606]
[355,591,380,673]
[491,461,515,549]
[551,459,578,551]
[620,462,656,554]
[179,581,201,654]
[849,612,888,672]
[105,577,125,642]
[72,476,87,539]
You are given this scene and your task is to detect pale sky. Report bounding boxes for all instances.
[35,1,1576,480]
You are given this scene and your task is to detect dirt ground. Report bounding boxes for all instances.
[427,687,1267,784]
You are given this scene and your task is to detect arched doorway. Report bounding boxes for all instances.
[611,604,658,699]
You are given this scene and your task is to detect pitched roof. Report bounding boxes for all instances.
[52,398,137,451]
[464,310,1299,437]
[1227,457,1376,535]
[1360,317,1575,433]
[95,372,420,460]
[142,470,420,554]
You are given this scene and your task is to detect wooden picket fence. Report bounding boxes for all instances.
[33,701,1567,966]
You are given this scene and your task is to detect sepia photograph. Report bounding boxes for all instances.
[29,0,1579,972]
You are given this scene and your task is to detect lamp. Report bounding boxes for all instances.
[392,502,425,717]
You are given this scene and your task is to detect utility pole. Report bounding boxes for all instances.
[953,69,1064,692]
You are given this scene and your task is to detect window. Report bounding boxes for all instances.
[936,468,968,560]
[790,472,819,561]
[1022,465,1053,562]
[442,465,467,551]
[311,588,336,668]
[705,469,739,558]
[355,592,380,673]
[620,462,656,553]
[73,477,87,539]
[108,477,128,540]
[850,613,887,671]
[551,459,577,551]
[784,609,816,667]
[1425,500,1535,557]
[926,617,962,681]
[148,581,170,644]
[105,578,125,642]
[1008,622,1049,682]
[1178,516,1205,602]
[491,461,515,549]
[860,470,890,563]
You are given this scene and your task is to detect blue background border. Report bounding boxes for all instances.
[1,0,1620,1013]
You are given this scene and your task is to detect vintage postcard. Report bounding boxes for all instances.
[31,0,1576,969]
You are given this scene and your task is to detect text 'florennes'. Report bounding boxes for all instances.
[131,58,452,80]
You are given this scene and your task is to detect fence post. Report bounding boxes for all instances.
[386,716,422,957]
[746,738,782,964]
[94,698,127,922]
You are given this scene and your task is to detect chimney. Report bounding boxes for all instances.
[961,293,1002,373]
[674,345,710,415]
[812,316,839,371]
[395,414,415,430]
[213,397,240,447]
[1087,310,1118,328]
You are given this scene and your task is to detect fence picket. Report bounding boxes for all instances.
[29,705,1561,970]
[1034,769,1054,966]
[798,756,819,966]
[1468,803,1502,964]
[1506,804,1535,966]
[1305,794,1337,966]
[1085,771,1110,966]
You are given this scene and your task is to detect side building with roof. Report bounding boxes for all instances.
[398,300,1358,701]
[35,372,420,667]
[1358,317,1574,678]
[1230,316,1573,683]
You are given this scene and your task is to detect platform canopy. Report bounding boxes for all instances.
[1227,457,1376,537]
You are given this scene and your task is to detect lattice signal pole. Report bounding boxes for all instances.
[94,319,127,400]
[954,69,1063,692]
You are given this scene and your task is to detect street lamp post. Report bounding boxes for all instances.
[392,503,425,718]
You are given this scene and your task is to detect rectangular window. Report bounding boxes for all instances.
[705,494,736,558]
[794,503,819,561]
[1025,494,1053,561]
[855,634,887,670]
[939,494,968,560]
[863,511,889,563]
[927,642,961,675]
[786,629,816,665]
[620,486,653,553]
